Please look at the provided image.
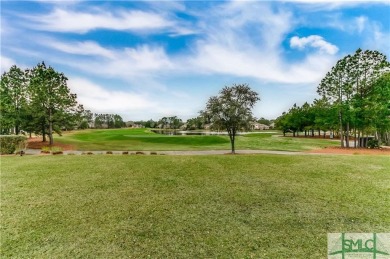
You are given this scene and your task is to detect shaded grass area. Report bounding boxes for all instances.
[1,155,389,258]
[55,128,338,151]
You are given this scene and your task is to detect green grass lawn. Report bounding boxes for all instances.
[1,155,389,258]
[54,128,338,151]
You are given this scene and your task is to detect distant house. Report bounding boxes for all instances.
[203,123,212,130]
[156,123,169,129]
[126,121,134,127]
[251,122,270,130]
[126,121,144,128]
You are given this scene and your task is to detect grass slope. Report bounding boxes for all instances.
[1,155,389,258]
[55,128,338,151]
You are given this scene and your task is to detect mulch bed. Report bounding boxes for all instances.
[308,146,390,155]
[290,135,357,140]
[27,137,74,151]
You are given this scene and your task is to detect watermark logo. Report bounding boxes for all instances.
[328,233,390,259]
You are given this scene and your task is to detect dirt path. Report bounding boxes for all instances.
[307,146,390,156]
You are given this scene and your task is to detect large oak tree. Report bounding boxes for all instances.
[202,84,260,154]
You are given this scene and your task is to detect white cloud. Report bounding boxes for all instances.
[317,13,372,34]
[67,77,198,120]
[0,56,16,73]
[290,35,339,55]
[23,8,175,34]
[355,16,368,33]
[42,41,174,83]
[187,2,337,84]
[80,44,173,81]
[68,77,157,113]
[7,1,343,87]
[285,0,389,10]
[31,0,82,5]
[364,22,390,57]
[44,39,116,59]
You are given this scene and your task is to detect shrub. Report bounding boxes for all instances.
[122,151,129,155]
[41,146,51,154]
[0,135,28,155]
[106,151,113,155]
[51,147,63,155]
[150,151,157,155]
[136,151,145,155]
[367,139,380,149]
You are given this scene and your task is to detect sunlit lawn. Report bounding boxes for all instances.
[54,128,339,151]
[1,154,389,258]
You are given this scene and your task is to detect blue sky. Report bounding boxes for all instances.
[1,0,389,121]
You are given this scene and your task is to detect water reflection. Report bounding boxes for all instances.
[151,130,243,136]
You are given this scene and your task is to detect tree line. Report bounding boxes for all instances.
[134,116,272,131]
[275,49,390,147]
[77,110,125,129]
[0,62,124,144]
[133,116,208,130]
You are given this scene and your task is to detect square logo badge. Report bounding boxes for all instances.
[328,233,390,259]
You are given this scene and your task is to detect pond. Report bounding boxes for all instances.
[151,130,243,136]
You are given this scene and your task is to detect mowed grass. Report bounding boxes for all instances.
[55,128,338,151]
[1,155,389,258]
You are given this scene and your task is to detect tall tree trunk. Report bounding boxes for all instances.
[42,123,46,142]
[339,110,344,148]
[357,131,361,148]
[346,122,350,148]
[231,136,235,154]
[228,128,235,154]
[48,108,54,145]
[354,128,357,148]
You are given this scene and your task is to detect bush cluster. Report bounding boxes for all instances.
[367,139,380,149]
[0,135,28,154]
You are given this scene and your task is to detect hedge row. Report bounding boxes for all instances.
[0,135,28,154]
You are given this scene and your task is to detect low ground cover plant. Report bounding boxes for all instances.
[51,147,63,155]
[41,146,51,154]
[0,135,27,154]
